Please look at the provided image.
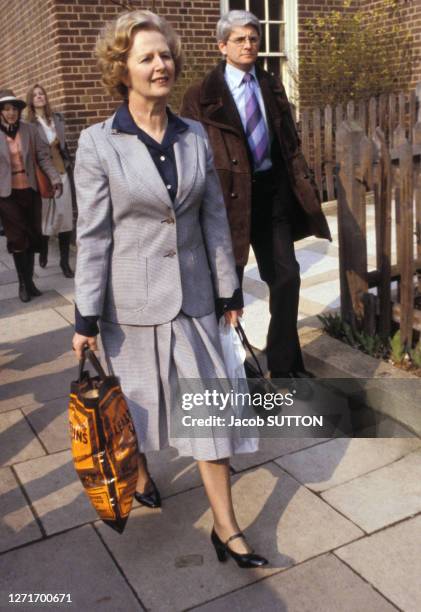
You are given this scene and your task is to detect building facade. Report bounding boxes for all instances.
[0,0,419,153]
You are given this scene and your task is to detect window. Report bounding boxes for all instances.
[220,0,297,100]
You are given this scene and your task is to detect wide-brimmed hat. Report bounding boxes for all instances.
[0,89,26,110]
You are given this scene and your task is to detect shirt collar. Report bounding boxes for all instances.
[224,62,257,90]
[112,102,188,147]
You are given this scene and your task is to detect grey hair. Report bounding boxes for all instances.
[216,10,261,43]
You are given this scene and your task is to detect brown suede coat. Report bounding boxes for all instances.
[180,62,331,266]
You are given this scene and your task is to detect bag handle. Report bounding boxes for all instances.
[78,347,107,383]
[235,321,266,378]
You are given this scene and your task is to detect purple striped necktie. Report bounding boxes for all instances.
[242,72,270,171]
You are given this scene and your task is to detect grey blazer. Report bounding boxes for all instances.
[74,115,239,325]
[0,121,61,198]
[31,112,72,170]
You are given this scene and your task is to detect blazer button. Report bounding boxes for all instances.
[231,159,238,165]
[164,249,176,258]
[230,192,238,199]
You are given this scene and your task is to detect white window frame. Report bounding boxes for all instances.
[219,0,298,101]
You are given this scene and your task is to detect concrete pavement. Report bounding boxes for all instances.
[1,216,420,612]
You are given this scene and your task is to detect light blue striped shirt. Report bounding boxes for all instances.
[224,63,272,171]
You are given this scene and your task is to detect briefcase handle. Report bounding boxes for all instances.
[235,321,266,379]
[78,347,108,383]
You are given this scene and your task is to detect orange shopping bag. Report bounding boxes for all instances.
[69,349,138,533]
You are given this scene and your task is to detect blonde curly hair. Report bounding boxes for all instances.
[96,10,183,100]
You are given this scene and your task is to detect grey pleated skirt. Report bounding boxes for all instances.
[100,312,258,460]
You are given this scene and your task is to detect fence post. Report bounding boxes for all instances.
[336,120,371,328]
[374,129,392,338]
[324,105,335,200]
[396,138,414,350]
[414,83,421,290]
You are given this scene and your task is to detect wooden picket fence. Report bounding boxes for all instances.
[335,112,421,347]
[300,83,421,203]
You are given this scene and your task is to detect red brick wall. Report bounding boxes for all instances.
[0,0,221,154]
[0,0,65,116]
[298,0,357,106]
[298,0,421,106]
[360,0,421,89]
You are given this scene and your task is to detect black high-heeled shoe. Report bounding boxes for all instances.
[134,478,161,508]
[211,528,268,568]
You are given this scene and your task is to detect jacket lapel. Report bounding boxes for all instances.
[257,68,282,135]
[173,128,197,207]
[199,62,244,137]
[20,122,31,159]
[106,123,173,210]
[0,130,10,162]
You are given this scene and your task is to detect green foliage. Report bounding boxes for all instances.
[317,313,387,358]
[389,330,405,363]
[319,315,421,369]
[297,0,412,107]
[317,313,343,337]
[409,342,421,369]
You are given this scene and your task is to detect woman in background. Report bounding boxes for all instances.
[0,89,61,302]
[26,84,75,278]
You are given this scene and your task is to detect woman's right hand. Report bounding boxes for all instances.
[72,332,98,360]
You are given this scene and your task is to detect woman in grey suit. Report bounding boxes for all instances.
[72,10,267,567]
[0,89,62,302]
[26,84,75,278]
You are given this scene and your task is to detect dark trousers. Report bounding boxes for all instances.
[0,188,42,253]
[237,169,304,374]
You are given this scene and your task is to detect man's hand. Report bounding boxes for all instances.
[54,183,63,198]
[72,332,98,360]
[224,309,243,327]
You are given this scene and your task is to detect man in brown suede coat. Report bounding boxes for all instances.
[181,10,331,378]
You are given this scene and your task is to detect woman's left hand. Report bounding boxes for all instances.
[54,183,63,198]
[224,309,243,327]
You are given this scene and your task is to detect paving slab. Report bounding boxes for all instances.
[0,308,70,343]
[0,354,76,412]
[136,448,202,501]
[35,274,75,303]
[0,291,71,318]
[54,303,75,325]
[230,438,330,472]
[336,515,421,612]
[0,282,21,301]
[276,438,421,492]
[0,467,42,553]
[322,449,421,533]
[192,553,397,612]
[14,450,98,535]
[0,310,76,411]
[0,525,141,611]
[0,409,45,467]
[0,269,17,285]
[98,463,362,611]
[22,396,70,454]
